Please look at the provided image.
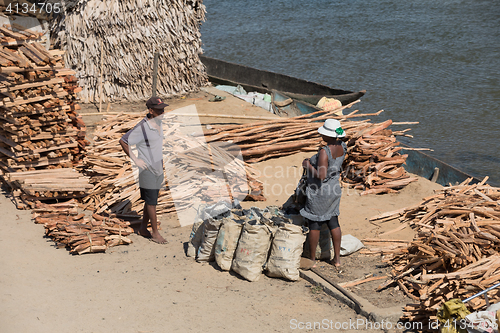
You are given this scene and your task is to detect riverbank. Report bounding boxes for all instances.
[0,89,443,333]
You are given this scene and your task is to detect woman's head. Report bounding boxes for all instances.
[318,119,345,139]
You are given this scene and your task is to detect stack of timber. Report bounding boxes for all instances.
[367,177,500,327]
[81,113,264,217]
[3,168,92,209]
[51,0,208,103]
[0,23,44,45]
[33,199,133,255]
[0,25,88,204]
[201,102,418,195]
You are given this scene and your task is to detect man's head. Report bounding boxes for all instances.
[146,96,168,117]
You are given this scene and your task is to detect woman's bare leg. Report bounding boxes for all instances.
[308,229,320,267]
[330,226,341,267]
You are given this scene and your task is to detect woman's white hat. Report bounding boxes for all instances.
[318,119,345,138]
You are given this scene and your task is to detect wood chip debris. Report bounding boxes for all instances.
[33,199,133,255]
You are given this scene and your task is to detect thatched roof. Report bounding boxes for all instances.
[51,0,208,103]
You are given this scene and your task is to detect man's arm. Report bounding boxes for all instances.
[120,138,147,170]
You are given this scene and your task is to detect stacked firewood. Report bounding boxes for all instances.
[0,24,45,45]
[33,200,133,255]
[343,119,418,195]
[81,112,265,217]
[367,177,500,326]
[201,103,418,194]
[0,25,88,204]
[3,168,92,209]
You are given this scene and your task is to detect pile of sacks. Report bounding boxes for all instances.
[187,201,309,282]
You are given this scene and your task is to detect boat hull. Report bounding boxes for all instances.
[400,144,481,186]
[200,55,365,105]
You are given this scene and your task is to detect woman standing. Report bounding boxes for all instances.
[301,119,346,268]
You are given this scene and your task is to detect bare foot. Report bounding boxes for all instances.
[330,259,341,270]
[310,260,317,269]
[137,227,152,239]
[151,231,168,244]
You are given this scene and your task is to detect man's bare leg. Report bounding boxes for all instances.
[145,203,167,244]
[138,202,152,238]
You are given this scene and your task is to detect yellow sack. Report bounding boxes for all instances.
[316,97,342,115]
[437,299,471,333]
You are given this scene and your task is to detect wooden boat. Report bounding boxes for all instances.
[271,90,321,117]
[400,144,481,186]
[200,55,365,106]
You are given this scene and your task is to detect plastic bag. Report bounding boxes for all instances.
[265,223,309,281]
[187,221,204,257]
[196,217,223,262]
[340,234,364,256]
[231,221,275,282]
[214,217,245,270]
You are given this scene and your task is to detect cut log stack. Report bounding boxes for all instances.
[81,113,265,218]
[366,177,500,327]
[51,0,208,103]
[201,102,418,195]
[0,25,89,206]
[3,168,93,209]
[343,119,418,195]
[33,199,134,255]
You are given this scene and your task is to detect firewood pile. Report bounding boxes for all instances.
[0,25,88,205]
[201,103,418,195]
[51,0,208,103]
[2,168,93,209]
[367,177,500,326]
[33,199,133,255]
[81,112,265,218]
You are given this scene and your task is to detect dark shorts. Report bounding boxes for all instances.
[140,187,160,206]
[307,216,340,231]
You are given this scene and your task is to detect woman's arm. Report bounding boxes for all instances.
[302,149,328,181]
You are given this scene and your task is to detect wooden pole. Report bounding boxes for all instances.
[99,40,103,112]
[152,52,159,97]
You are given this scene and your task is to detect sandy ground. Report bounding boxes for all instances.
[0,88,443,333]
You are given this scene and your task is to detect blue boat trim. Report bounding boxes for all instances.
[400,144,481,186]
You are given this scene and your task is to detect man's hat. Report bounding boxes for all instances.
[146,96,168,110]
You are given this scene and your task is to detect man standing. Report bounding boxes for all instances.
[119,96,168,244]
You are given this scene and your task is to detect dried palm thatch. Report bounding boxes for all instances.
[51,0,208,103]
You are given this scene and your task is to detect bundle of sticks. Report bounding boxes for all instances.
[0,23,46,46]
[81,112,264,218]
[367,177,500,326]
[201,103,418,195]
[0,25,88,204]
[33,199,133,255]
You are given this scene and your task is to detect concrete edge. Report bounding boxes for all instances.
[300,270,404,324]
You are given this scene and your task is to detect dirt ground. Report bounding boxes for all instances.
[0,87,443,333]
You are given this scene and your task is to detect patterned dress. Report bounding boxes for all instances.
[300,142,347,221]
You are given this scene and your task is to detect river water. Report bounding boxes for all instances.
[200,0,500,186]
